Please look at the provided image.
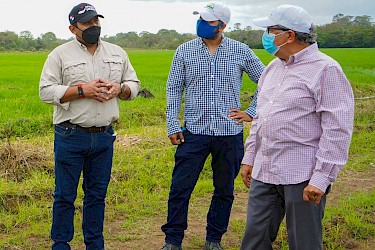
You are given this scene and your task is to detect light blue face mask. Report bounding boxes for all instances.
[196,19,223,39]
[262,31,288,55]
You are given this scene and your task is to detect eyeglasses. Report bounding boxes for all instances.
[267,27,291,35]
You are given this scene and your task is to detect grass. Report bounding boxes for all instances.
[0,48,374,249]
[323,190,375,249]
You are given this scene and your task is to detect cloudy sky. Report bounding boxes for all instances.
[1,0,374,39]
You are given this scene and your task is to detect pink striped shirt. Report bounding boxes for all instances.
[242,43,354,192]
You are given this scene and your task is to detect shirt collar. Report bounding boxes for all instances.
[286,42,319,65]
[73,37,102,52]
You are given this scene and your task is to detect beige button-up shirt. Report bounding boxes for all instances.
[39,38,140,127]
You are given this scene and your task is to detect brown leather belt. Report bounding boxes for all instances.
[58,121,110,133]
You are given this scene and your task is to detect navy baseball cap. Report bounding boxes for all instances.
[69,3,104,25]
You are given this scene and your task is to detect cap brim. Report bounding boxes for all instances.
[252,16,276,28]
[79,13,104,23]
[193,9,218,22]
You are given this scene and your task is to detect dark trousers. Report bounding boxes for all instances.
[241,179,327,250]
[51,124,116,250]
[161,130,244,246]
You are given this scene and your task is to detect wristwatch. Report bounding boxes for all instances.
[77,84,84,98]
[120,82,127,94]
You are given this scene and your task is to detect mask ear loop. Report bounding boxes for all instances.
[275,31,289,48]
[214,22,224,35]
[72,25,85,41]
[279,40,288,48]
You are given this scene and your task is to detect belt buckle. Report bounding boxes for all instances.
[87,126,106,133]
[88,127,99,133]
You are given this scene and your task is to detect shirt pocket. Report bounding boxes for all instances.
[102,57,124,83]
[63,60,86,85]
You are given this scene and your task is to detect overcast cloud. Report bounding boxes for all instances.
[0,0,373,39]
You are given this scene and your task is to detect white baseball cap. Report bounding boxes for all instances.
[193,2,231,24]
[252,4,313,34]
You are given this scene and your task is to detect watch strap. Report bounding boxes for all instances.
[77,84,84,98]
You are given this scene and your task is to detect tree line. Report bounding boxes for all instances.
[0,14,374,52]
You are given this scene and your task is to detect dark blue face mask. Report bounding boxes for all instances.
[196,19,223,39]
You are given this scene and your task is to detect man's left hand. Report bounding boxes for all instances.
[303,184,324,205]
[99,79,122,100]
[228,109,253,123]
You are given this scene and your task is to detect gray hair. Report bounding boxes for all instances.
[294,25,317,44]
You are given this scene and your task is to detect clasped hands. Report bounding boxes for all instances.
[81,79,121,102]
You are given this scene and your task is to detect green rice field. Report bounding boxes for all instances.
[0,48,374,249]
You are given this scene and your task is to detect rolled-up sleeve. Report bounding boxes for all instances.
[310,65,354,192]
[121,52,140,100]
[39,54,70,109]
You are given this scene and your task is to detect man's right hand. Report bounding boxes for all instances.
[241,164,253,188]
[169,132,184,145]
[81,79,111,102]
[61,79,110,103]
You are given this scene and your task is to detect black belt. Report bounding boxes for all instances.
[58,121,110,133]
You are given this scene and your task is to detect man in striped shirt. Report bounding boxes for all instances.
[240,5,354,250]
[161,2,265,250]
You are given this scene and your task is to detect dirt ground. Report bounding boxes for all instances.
[69,166,375,250]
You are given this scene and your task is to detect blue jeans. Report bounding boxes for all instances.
[161,130,244,246]
[51,124,116,250]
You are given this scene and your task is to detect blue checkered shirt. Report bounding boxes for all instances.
[166,36,265,136]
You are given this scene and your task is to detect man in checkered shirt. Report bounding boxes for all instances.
[161,2,265,250]
[240,5,354,250]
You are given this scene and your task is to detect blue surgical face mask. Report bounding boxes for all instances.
[262,31,287,55]
[196,19,223,39]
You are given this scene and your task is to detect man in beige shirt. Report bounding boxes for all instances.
[39,3,140,249]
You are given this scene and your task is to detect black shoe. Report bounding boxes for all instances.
[204,240,224,250]
[161,243,182,250]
